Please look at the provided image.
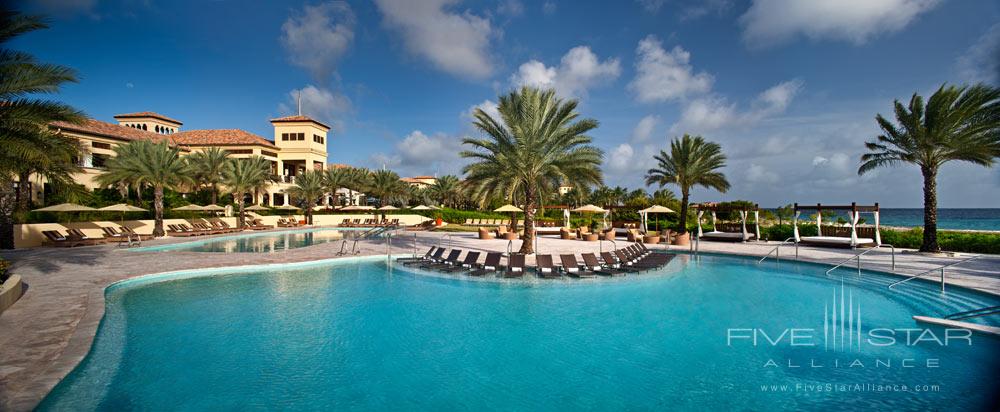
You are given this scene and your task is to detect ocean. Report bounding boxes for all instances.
[876,208,1000,231]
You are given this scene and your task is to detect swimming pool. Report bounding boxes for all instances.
[40,254,1000,410]
[132,228,368,253]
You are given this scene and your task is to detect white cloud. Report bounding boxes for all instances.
[281,2,356,82]
[746,164,779,184]
[957,23,1000,86]
[511,46,621,98]
[631,115,660,142]
[371,130,465,175]
[374,0,495,79]
[463,100,502,125]
[606,143,637,174]
[739,0,941,49]
[670,79,803,134]
[542,1,557,15]
[279,85,353,132]
[628,36,713,103]
[681,0,732,20]
[497,0,524,16]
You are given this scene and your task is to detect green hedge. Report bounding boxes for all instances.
[754,224,999,254]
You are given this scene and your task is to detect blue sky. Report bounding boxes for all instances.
[13,0,1000,207]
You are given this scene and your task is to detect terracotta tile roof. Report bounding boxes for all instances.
[171,129,276,148]
[50,119,176,144]
[112,111,182,125]
[411,176,436,179]
[270,114,331,130]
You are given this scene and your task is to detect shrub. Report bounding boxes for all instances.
[0,258,9,283]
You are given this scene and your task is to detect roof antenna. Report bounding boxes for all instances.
[296,91,302,116]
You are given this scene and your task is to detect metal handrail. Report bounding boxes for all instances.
[944,305,1000,320]
[824,244,895,276]
[599,238,617,255]
[888,254,982,292]
[758,237,796,264]
[506,239,514,256]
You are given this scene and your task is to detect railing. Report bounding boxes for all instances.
[385,232,392,261]
[825,244,895,277]
[599,238,617,255]
[888,254,982,292]
[944,305,1000,321]
[438,233,453,250]
[758,238,796,264]
[506,239,514,256]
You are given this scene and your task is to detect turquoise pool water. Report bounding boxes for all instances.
[40,254,1000,410]
[132,228,367,253]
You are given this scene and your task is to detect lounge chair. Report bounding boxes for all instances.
[418,249,462,269]
[581,253,626,277]
[601,252,641,273]
[468,252,502,277]
[534,255,561,279]
[464,218,474,225]
[502,254,526,278]
[397,246,437,262]
[404,248,445,266]
[442,251,481,273]
[65,228,106,244]
[41,230,86,247]
[119,226,153,240]
[559,254,596,278]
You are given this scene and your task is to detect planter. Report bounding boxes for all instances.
[583,233,599,242]
[503,232,519,240]
[643,235,660,244]
[673,232,690,246]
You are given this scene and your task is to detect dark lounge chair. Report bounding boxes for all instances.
[405,247,446,265]
[582,253,626,277]
[418,249,462,269]
[502,254,526,278]
[559,254,596,278]
[41,230,85,247]
[468,252,502,277]
[440,251,480,273]
[534,254,561,279]
[397,246,437,262]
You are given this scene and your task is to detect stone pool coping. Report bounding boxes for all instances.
[1,231,998,411]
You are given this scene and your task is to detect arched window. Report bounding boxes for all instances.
[142,124,147,131]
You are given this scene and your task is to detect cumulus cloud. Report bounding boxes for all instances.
[739,0,941,49]
[279,85,353,132]
[281,2,356,82]
[510,46,621,98]
[542,1,557,15]
[636,0,666,13]
[628,36,713,103]
[463,100,502,126]
[371,130,465,175]
[497,0,524,16]
[670,79,803,134]
[957,23,1000,86]
[631,115,660,142]
[746,164,779,184]
[374,0,496,79]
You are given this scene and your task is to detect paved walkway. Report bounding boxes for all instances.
[0,229,997,411]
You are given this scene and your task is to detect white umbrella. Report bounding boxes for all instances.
[378,205,399,210]
[201,204,226,212]
[494,205,523,230]
[173,204,206,211]
[571,204,608,229]
[342,205,375,211]
[638,205,676,233]
[33,203,96,223]
[410,205,433,210]
[245,204,270,211]
[99,203,148,226]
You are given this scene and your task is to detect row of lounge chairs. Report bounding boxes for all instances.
[166,221,240,237]
[395,243,674,278]
[464,218,514,227]
[42,226,151,247]
[277,218,301,227]
[242,218,274,231]
[339,218,399,227]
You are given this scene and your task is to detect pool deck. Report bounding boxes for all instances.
[1,229,998,411]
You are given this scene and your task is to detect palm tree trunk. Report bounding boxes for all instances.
[920,166,940,252]
[677,190,690,234]
[211,184,218,204]
[0,178,16,249]
[236,193,245,229]
[15,171,32,213]
[518,186,536,254]
[153,185,165,237]
[306,201,314,225]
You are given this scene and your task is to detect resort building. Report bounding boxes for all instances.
[401,175,437,188]
[25,111,331,207]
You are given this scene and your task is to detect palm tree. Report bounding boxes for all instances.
[222,156,272,229]
[186,147,229,204]
[645,134,730,235]
[428,175,462,208]
[98,140,192,236]
[589,186,615,208]
[651,188,677,204]
[462,87,604,254]
[0,9,85,249]
[14,131,81,213]
[859,84,1000,252]
[286,170,325,224]
[366,169,406,207]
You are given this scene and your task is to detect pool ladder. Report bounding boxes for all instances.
[757,238,797,263]
[824,244,895,277]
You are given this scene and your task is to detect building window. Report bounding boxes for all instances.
[313,134,324,144]
[92,141,111,150]
[225,149,253,155]
[297,132,305,141]
[261,150,277,157]
[281,133,289,141]
[142,124,147,131]
[92,154,109,169]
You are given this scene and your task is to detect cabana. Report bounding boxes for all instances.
[692,203,759,242]
[793,203,881,248]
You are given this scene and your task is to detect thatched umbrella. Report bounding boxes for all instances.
[33,203,96,223]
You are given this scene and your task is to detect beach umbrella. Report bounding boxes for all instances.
[245,204,270,211]
[639,205,676,233]
[98,203,148,226]
[410,205,433,210]
[173,204,206,211]
[274,204,301,211]
[33,203,97,223]
[494,204,523,230]
[377,205,399,210]
[571,204,608,229]
[201,204,226,212]
[341,205,374,211]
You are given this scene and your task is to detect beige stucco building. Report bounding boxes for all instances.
[24,111,333,207]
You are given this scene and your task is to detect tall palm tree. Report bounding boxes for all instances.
[186,147,229,204]
[645,134,730,235]
[0,9,85,249]
[589,186,615,208]
[428,175,462,208]
[98,140,192,236]
[222,156,272,229]
[366,169,406,207]
[859,84,1000,252]
[286,170,325,224]
[462,87,604,254]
